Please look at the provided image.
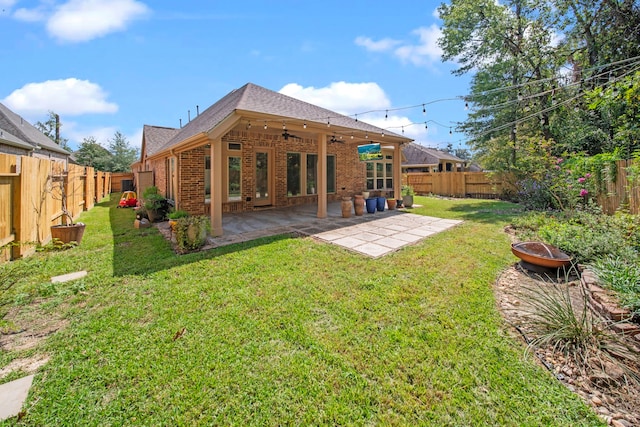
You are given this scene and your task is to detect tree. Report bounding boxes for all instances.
[438,0,640,171]
[75,136,112,170]
[438,0,562,172]
[35,111,71,151]
[107,131,139,172]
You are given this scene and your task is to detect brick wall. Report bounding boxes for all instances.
[176,130,368,215]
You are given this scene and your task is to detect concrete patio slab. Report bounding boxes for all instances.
[0,375,33,421]
[159,202,463,258]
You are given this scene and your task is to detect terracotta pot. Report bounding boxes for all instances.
[341,197,352,218]
[353,195,365,216]
[51,223,86,244]
[387,199,396,210]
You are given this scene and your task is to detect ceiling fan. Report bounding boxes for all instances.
[282,130,302,141]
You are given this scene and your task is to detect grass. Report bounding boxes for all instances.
[0,195,602,425]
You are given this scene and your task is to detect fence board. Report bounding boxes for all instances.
[0,155,111,262]
[404,172,504,198]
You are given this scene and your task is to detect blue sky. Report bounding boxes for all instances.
[0,0,472,151]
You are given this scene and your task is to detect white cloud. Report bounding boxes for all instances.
[393,25,443,67]
[279,81,391,116]
[47,0,149,42]
[0,0,17,8]
[2,78,118,116]
[13,6,47,22]
[356,24,444,68]
[354,36,401,52]
[64,123,142,151]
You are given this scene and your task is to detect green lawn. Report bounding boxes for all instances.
[0,195,602,425]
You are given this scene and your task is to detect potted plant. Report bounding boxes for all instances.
[168,209,189,231]
[174,216,210,253]
[50,173,86,245]
[143,186,169,222]
[402,185,415,208]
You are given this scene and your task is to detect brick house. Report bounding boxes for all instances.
[137,83,412,236]
[0,103,70,169]
[402,142,467,173]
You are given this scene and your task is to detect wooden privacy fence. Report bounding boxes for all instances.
[403,172,505,198]
[596,159,640,215]
[0,153,112,262]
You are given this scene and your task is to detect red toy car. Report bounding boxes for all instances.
[118,191,137,208]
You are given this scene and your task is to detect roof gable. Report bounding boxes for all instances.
[0,103,70,155]
[0,127,33,150]
[153,83,411,155]
[142,125,180,157]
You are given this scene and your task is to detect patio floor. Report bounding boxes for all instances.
[161,202,462,258]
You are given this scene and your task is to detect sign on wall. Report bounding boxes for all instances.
[357,143,382,161]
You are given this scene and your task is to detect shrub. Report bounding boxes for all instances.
[168,209,189,220]
[590,256,640,315]
[174,216,210,252]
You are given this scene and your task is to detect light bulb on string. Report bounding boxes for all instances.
[424,122,428,130]
[464,102,469,110]
[381,131,385,137]
[264,121,267,130]
[449,127,452,135]
[401,126,404,134]
[327,117,331,127]
[303,121,307,129]
[365,132,368,139]
[282,122,286,130]
[385,110,388,120]
[355,114,358,122]
[422,104,426,114]
[350,133,354,140]
[247,121,251,129]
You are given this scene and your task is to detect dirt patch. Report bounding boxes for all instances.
[0,307,68,353]
[0,355,49,379]
[495,263,640,426]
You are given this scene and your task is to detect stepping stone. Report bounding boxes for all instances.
[0,374,34,421]
[51,270,87,283]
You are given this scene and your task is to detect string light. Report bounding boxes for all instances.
[422,104,426,114]
[247,121,251,129]
[327,117,330,127]
[365,132,368,139]
[303,121,307,129]
[355,114,358,122]
[385,110,388,120]
[264,121,267,130]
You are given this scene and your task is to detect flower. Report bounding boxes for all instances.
[580,189,589,197]
[578,177,586,183]
[585,173,592,178]
[556,157,564,164]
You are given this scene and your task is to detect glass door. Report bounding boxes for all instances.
[255,150,272,206]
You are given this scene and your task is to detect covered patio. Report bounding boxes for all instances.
[159,202,462,258]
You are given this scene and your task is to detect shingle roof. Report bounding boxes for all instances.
[154,83,410,155]
[0,127,33,150]
[0,103,70,155]
[143,125,180,157]
[403,142,464,166]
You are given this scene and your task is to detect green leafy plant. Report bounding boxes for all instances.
[401,185,414,196]
[168,209,189,220]
[590,256,640,315]
[142,186,169,221]
[174,215,210,252]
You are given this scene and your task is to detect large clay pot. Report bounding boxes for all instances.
[376,196,386,212]
[51,223,86,244]
[365,198,377,214]
[402,195,414,208]
[341,197,352,218]
[353,195,365,216]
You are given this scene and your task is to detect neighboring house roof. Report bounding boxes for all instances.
[147,82,411,158]
[0,103,70,156]
[0,127,33,150]
[402,142,465,166]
